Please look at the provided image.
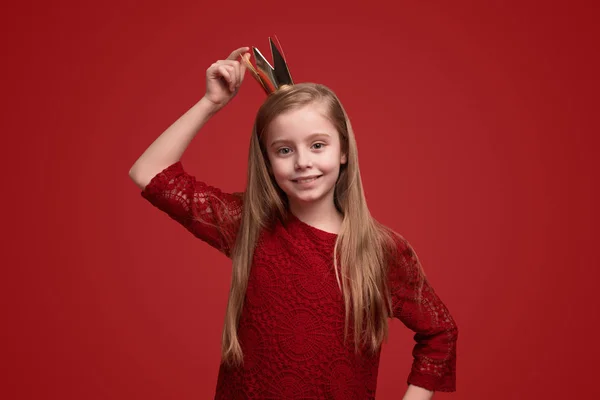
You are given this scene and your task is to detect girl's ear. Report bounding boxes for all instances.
[341,153,347,164]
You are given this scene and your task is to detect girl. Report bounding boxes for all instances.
[129,46,458,399]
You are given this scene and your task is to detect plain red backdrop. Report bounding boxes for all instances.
[2,0,598,399]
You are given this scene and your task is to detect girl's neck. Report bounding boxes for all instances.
[289,199,343,234]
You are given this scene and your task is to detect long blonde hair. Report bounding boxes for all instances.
[221,83,424,366]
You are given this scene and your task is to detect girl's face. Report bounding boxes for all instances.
[265,102,347,209]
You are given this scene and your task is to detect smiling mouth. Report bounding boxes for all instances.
[292,175,322,184]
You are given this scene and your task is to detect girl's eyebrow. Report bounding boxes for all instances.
[270,132,331,147]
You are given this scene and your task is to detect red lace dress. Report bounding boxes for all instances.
[141,161,458,398]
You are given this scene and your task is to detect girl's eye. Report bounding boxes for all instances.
[277,147,291,155]
[312,143,325,150]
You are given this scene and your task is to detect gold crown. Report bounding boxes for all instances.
[241,37,293,94]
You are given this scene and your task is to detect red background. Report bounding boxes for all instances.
[2,0,598,399]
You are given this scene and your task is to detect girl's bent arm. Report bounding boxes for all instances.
[390,238,459,393]
[129,97,219,190]
[130,47,249,256]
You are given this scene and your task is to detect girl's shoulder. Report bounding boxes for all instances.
[377,224,423,279]
[375,223,413,258]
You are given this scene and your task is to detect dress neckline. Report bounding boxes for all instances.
[286,211,339,242]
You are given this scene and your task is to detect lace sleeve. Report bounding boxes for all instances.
[389,237,458,392]
[140,161,243,258]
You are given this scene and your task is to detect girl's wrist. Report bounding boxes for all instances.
[199,96,223,115]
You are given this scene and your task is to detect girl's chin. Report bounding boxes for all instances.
[285,189,335,206]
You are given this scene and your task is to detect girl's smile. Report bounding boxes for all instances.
[292,175,322,185]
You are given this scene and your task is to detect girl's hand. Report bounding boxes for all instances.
[203,46,250,109]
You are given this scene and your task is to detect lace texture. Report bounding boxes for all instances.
[141,162,243,257]
[141,162,458,398]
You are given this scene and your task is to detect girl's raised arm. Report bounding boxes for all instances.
[129,47,251,256]
[128,46,250,190]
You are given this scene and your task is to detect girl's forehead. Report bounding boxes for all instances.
[268,104,335,136]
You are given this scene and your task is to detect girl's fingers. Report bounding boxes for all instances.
[223,65,237,91]
[211,48,251,92]
[217,65,233,90]
[216,60,242,84]
[227,47,249,61]
[216,59,240,67]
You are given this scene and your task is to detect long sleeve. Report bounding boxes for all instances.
[140,161,243,257]
[390,237,458,392]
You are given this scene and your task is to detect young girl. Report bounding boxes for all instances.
[129,46,458,399]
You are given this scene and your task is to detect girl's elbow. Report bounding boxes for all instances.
[128,168,150,191]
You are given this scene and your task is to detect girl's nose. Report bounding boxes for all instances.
[294,150,313,169]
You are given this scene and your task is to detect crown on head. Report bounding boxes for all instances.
[241,37,293,94]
